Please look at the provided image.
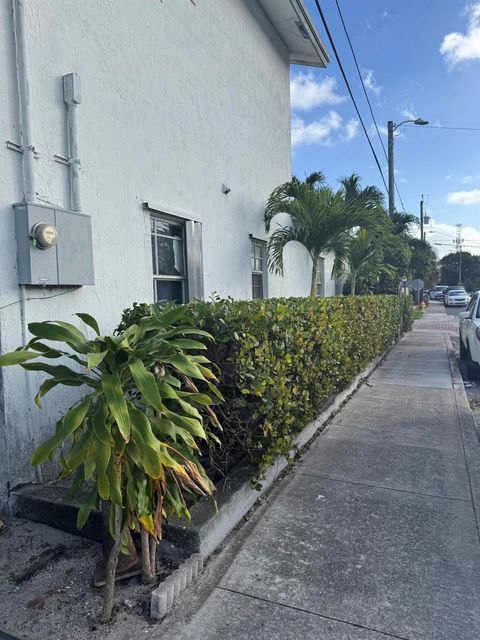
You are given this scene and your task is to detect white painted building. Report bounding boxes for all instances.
[0,0,332,505]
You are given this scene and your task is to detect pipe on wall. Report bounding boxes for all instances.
[12,0,35,203]
[12,0,42,483]
[63,73,82,212]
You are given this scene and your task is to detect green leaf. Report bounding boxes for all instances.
[157,380,180,400]
[31,395,92,465]
[154,305,188,326]
[161,354,204,379]
[22,362,98,388]
[0,350,41,366]
[102,372,130,441]
[28,321,89,354]
[129,405,162,478]
[87,350,108,370]
[66,429,94,470]
[166,410,206,440]
[107,456,122,506]
[91,402,114,446]
[77,484,98,529]
[129,358,163,411]
[69,466,85,497]
[169,338,207,351]
[76,313,100,335]
[94,437,111,500]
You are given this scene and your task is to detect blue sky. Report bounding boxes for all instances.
[291,0,480,256]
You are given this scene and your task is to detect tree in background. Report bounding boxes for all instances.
[409,238,439,287]
[439,251,480,291]
[337,228,395,294]
[264,174,387,297]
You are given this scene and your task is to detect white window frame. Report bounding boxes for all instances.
[250,237,268,300]
[145,202,204,303]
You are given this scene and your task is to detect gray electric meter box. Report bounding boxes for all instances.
[14,202,94,286]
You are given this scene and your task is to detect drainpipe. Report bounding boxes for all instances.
[63,73,82,212]
[12,0,42,483]
[12,0,35,203]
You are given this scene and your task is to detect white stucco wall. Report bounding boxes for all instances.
[0,0,332,500]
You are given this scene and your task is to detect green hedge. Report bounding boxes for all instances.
[119,295,411,478]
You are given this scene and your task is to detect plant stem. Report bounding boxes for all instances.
[100,502,122,624]
[149,537,157,576]
[141,527,150,579]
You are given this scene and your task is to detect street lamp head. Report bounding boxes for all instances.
[414,118,429,126]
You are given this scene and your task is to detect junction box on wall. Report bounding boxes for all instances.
[14,202,94,286]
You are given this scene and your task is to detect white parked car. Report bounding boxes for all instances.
[430,285,449,300]
[459,292,480,378]
[444,289,470,307]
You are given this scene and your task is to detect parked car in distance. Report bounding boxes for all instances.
[430,285,449,300]
[459,292,480,378]
[444,289,470,307]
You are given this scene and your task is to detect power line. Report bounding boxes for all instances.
[333,0,406,212]
[404,124,480,132]
[312,0,389,195]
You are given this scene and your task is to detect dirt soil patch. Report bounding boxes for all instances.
[0,515,173,640]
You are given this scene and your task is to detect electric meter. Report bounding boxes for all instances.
[30,222,59,249]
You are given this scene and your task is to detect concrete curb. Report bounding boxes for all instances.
[444,333,480,541]
[150,342,394,619]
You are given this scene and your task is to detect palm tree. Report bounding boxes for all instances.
[265,177,387,298]
[339,229,395,294]
[339,173,384,210]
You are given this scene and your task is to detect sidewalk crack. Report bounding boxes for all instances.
[297,472,470,502]
[215,586,413,640]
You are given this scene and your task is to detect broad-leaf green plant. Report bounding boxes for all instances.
[0,304,222,622]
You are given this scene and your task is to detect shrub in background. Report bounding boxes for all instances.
[119,295,407,479]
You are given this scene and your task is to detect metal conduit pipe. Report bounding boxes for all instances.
[12,0,35,203]
[63,73,82,212]
[12,0,42,483]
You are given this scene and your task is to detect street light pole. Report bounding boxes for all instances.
[420,194,424,240]
[387,117,429,217]
[387,121,395,217]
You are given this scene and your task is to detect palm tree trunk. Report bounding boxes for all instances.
[351,274,357,295]
[310,259,317,298]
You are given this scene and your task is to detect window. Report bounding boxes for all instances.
[315,257,325,297]
[466,293,477,315]
[251,240,266,299]
[151,215,187,303]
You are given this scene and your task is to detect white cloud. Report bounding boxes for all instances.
[426,219,480,258]
[290,72,345,111]
[362,69,382,96]
[440,3,480,66]
[447,189,480,205]
[368,123,388,137]
[291,111,343,147]
[461,173,480,184]
[401,104,417,120]
[344,119,360,141]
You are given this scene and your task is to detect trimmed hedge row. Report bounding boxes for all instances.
[119,295,412,479]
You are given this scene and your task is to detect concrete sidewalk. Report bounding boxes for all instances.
[153,317,480,640]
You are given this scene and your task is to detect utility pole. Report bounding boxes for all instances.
[456,224,463,284]
[387,121,395,216]
[420,195,424,240]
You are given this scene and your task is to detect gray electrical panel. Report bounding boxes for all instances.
[14,202,94,286]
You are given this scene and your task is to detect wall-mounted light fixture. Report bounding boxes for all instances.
[222,183,231,195]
